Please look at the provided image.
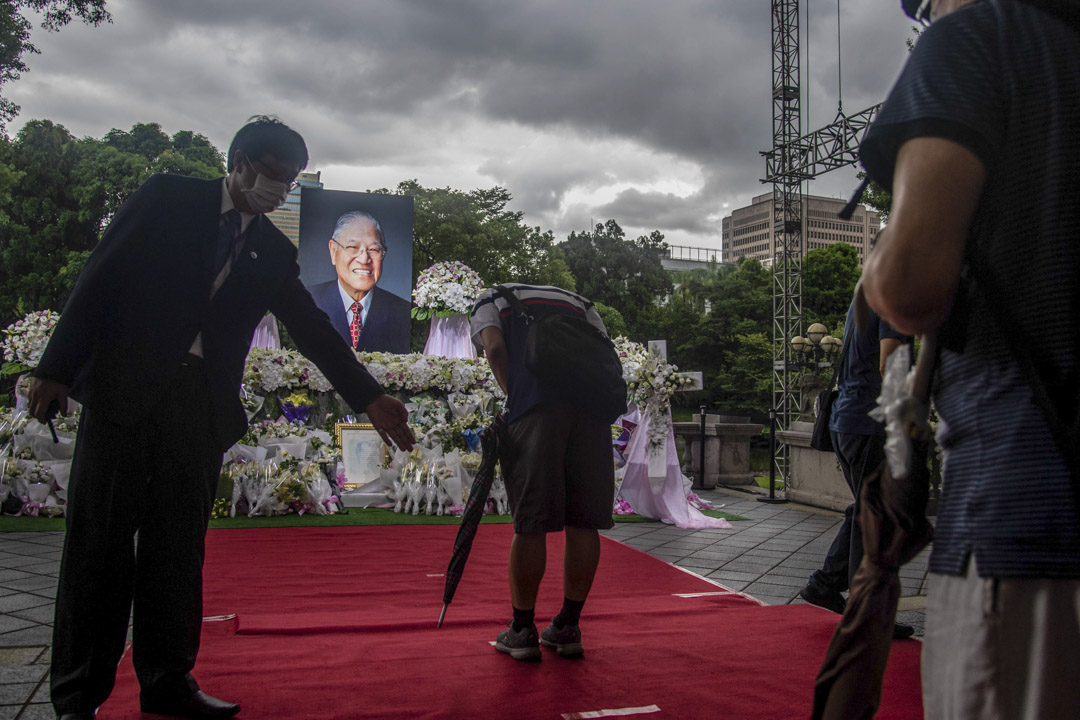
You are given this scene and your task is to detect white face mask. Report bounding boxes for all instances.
[241,171,291,214]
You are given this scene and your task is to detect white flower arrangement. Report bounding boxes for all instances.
[356,351,501,397]
[1,310,60,369]
[614,337,695,452]
[243,348,307,393]
[241,419,308,446]
[411,261,484,320]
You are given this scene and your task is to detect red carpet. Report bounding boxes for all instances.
[100,525,923,719]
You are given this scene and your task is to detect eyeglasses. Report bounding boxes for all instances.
[331,238,387,259]
[245,155,300,192]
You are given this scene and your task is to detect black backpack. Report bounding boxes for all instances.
[493,286,628,424]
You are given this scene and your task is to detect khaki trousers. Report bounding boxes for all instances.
[923,558,1080,720]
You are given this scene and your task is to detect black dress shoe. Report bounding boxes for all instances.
[799,583,847,614]
[893,622,916,640]
[139,689,240,718]
[58,713,96,720]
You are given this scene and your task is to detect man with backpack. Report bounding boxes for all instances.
[470,283,624,660]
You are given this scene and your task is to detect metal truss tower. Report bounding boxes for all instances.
[763,1,881,484]
[766,0,803,482]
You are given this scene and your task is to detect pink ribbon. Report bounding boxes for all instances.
[17,498,45,517]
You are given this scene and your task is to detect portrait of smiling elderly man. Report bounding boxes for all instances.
[307,210,412,353]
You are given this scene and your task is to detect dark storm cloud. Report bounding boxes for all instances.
[8,0,916,246]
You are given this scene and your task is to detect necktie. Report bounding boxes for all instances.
[213,209,243,277]
[349,300,363,349]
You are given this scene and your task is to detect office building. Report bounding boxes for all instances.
[266,170,324,245]
[721,192,880,265]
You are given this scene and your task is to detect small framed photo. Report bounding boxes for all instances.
[335,423,387,488]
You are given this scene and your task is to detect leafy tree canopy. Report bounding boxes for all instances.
[376,180,575,291]
[561,219,672,329]
[0,1,111,128]
[802,242,861,333]
[0,118,224,325]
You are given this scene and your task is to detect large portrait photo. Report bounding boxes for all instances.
[298,189,414,354]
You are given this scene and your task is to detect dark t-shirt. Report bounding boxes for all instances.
[860,0,1080,578]
[830,303,910,436]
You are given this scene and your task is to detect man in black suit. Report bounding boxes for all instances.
[307,210,412,353]
[28,117,415,720]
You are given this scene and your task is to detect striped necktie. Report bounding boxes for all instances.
[349,300,363,349]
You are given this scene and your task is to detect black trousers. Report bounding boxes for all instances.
[51,359,223,714]
[808,430,886,594]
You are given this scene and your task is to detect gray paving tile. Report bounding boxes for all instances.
[0,595,51,614]
[775,558,822,571]
[0,682,38,705]
[18,703,56,720]
[0,705,20,720]
[0,571,34,585]
[0,578,55,593]
[739,549,792,561]
[675,557,727,571]
[0,555,45,570]
[718,561,778,574]
[11,605,54,625]
[754,573,806,588]
[656,541,714,551]
[25,562,60,577]
[0,664,47,684]
[0,626,53,646]
[0,616,35,635]
[0,647,47,665]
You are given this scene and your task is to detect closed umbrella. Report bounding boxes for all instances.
[437,413,508,628]
[810,330,937,720]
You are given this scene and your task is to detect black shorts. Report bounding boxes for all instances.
[498,404,615,534]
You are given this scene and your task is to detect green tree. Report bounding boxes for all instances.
[0,119,98,325]
[73,123,224,228]
[593,301,626,337]
[0,118,226,325]
[561,219,672,333]
[380,180,574,290]
[802,242,861,331]
[0,1,111,128]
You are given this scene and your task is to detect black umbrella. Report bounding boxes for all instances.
[437,413,508,628]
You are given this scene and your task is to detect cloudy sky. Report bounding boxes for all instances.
[6,0,916,253]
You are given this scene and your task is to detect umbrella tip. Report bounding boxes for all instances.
[437,604,447,629]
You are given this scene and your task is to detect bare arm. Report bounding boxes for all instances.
[879,337,903,377]
[478,326,510,395]
[862,137,986,335]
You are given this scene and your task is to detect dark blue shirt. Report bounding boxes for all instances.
[830,303,910,436]
[860,0,1080,578]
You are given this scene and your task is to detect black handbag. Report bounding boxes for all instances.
[493,286,628,424]
[809,329,852,452]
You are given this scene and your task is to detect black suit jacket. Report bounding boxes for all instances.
[308,281,411,354]
[34,174,385,450]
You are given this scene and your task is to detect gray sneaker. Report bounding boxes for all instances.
[540,621,584,657]
[495,622,541,661]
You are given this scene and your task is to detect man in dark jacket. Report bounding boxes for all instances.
[28,117,414,720]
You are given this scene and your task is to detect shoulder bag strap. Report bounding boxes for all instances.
[491,285,532,324]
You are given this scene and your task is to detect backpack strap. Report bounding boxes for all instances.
[492,285,532,324]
